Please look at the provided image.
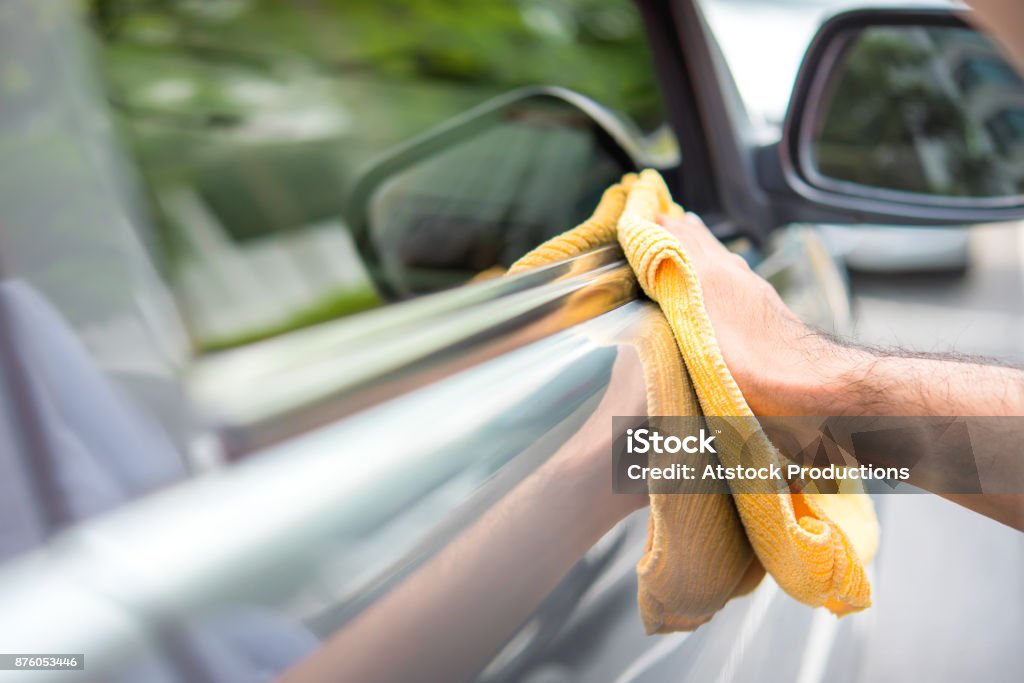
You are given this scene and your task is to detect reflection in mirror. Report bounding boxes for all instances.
[367,101,629,298]
[808,25,1024,200]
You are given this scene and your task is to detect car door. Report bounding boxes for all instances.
[0,1,857,682]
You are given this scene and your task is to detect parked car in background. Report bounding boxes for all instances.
[2,1,1023,682]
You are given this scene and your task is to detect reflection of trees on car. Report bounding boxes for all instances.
[814,28,1001,197]
[88,0,667,351]
[90,0,663,130]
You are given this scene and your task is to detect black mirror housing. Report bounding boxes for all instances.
[763,7,1024,227]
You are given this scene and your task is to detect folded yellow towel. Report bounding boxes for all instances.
[618,298,765,633]
[508,169,879,629]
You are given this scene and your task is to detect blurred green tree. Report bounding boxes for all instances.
[91,0,663,129]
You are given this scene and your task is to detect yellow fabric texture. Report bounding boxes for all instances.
[507,169,880,630]
[609,299,765,633]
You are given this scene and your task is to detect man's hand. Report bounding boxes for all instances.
[656,212,856,416]
[656,213,1024,418]
[657,213,1024,528]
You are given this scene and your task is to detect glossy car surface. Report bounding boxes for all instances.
[5,0,1018,681]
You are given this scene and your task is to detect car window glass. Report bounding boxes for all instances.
[92,0,671,351]
[1,0,194,553]
[363,101,632,297]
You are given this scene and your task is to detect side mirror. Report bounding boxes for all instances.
[776,8,1024,225]
[347,87,645,299]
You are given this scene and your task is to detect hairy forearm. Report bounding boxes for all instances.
[763,335,1024,529]
[655,212,1023,527]
[789,339,1024,418]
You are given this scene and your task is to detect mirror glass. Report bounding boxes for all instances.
[366,100,631,297]
[807,25,1024,200]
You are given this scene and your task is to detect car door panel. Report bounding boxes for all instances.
[0,1,865,681]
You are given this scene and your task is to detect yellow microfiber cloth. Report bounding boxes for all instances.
[587,294,765,633]
[507,169,879,630]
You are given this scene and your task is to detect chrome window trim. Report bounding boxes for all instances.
[191,245,638,457]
